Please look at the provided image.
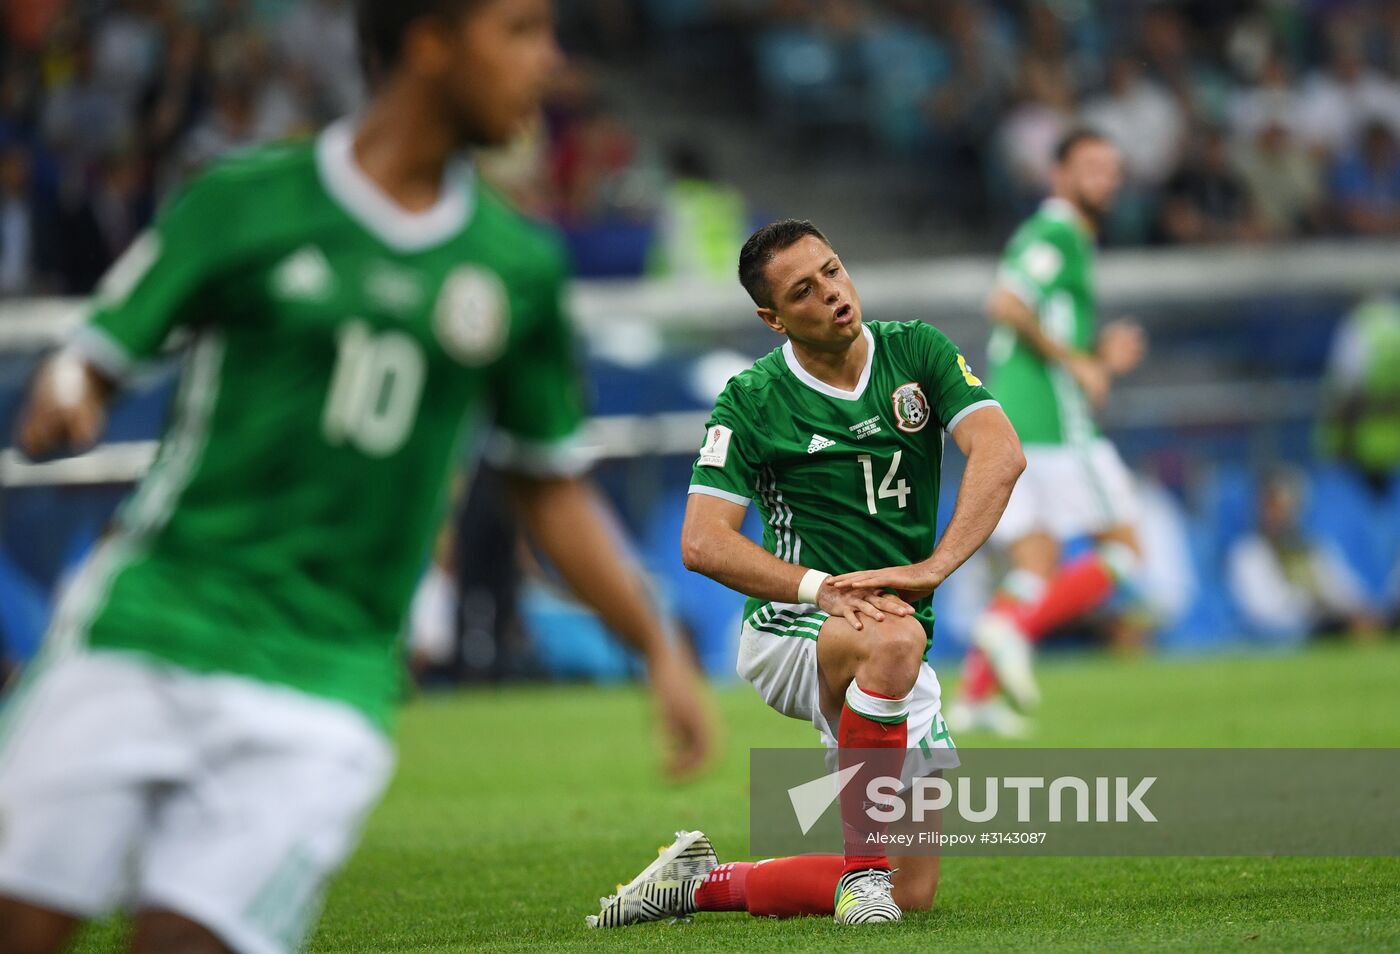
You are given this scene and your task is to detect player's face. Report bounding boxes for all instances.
[1056,139,1122,222]
[434,0,562,146]
[757,236,863,352]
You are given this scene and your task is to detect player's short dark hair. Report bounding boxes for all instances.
[738,219,833,308]
[1054,126,1110,165]
[355,0,486,80]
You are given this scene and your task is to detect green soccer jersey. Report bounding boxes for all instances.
[987,198,1098,446]
[688,320,998,647]
[55,120,587,731]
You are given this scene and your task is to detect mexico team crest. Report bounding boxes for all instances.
[891,382,930,433]
[434,266,510,366]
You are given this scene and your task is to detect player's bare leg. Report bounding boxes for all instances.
[814,613,926,923]
[962,522,1144,724]
[885,775,943,913]
[131,910,233,954]
[889,847,941,911]
[960,532,1057,717]
[1094,524,1149,653]
[815,613,926,719]
[0,897,79,954]
[1095,523,1141,562]
[1006,532,1061,580]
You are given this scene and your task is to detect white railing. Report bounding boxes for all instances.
[1,239,1391,486]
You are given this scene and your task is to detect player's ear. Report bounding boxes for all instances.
[756,307,784,334]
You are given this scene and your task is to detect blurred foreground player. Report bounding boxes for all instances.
[1,2,713,952]
[952,128,1148,735]
[587,221,1024,927]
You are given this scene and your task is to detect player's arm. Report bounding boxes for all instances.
[19,176,230,459]
[986,284,1076,366]
[489,245,715,780]
[832,406,1023,599]
[833,325,1024,598]
[679,493,914,631]
[990,234,1116,407]
[681,395,914,628]
[918,405,1024,585]
[507,473,716,779]
[987,282,1111,407]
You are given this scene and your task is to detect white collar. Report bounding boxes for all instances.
[782,324,875,401]
[1042,197,1090,234]
[315,118,474,252]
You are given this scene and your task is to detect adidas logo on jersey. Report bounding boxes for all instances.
[807,434,836,454]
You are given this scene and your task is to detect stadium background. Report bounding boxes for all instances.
[2,0,1398,677]
[1,2,1398,952]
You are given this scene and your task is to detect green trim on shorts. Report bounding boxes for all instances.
[745,603,829,641]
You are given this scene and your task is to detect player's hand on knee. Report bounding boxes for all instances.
[817,578,914,631]
[829,562,944,603]
[17,354,111,460]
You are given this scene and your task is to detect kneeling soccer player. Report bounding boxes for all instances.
[587,220,1025,927]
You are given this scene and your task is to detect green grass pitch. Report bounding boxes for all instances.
[72,643,1400,952]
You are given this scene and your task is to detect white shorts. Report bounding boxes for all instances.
[992,438,1139,545]
[0,650,394,954]
[736,602,957,771]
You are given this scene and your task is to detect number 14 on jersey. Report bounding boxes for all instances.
[859,451,910,514]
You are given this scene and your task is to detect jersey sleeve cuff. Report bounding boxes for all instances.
[687,484,751,508]
[996,267,1043,309]
[68,325,137,382]
[484,430,594,478]
[945,399,1001,434]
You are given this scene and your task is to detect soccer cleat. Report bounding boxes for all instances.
[586,830,718,928]
[971,611,1040,712]
[946,697,1031,738]
[833,867,902,924]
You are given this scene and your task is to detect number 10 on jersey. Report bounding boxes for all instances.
[322,320,426,457]
[859,451,910,514]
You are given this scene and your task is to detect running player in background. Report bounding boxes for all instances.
[950,128,1148,736]
[1,2,713,953]
[587,220,1024,927]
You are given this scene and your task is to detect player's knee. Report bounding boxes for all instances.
[861,617,926,689]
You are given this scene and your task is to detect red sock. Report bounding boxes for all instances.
[838,684,909,873]
[746,855,846,917]
[960,648,997,701]
[1010,554,1115,640]
[693,861,752,912]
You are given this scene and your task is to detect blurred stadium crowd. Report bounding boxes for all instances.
[8,1,1400,292]
[581,0,1400,245]
[2,1,1400,683]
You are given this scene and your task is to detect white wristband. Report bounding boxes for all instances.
[797,569,829,606]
